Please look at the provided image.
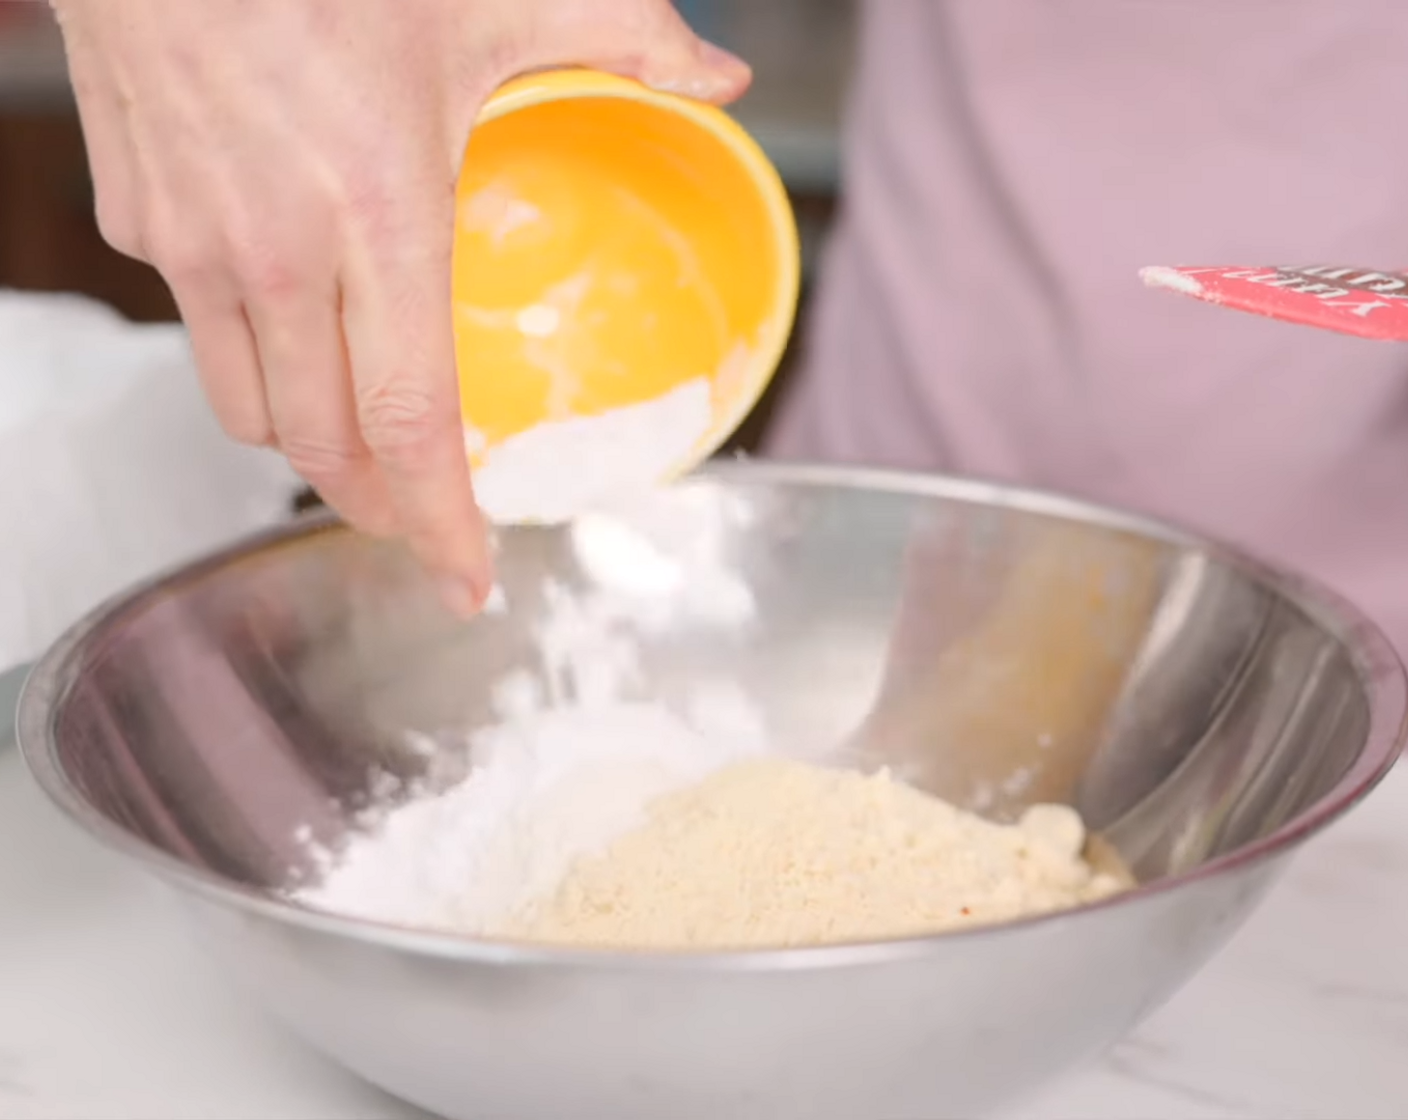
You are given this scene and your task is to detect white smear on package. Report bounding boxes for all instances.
[471,378,712,525]
[1139,265,1205,298]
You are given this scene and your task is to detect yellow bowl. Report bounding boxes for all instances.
[452,69,801,522]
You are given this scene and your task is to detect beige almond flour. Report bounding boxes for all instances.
[500,756,1130,951]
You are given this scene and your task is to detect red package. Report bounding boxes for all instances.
[1140,264,1408,342]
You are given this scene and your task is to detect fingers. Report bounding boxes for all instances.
[245,279,401,537]
[172,285,275,448]
[58,0,746,629]
[340,189,492,616]
[167,223,403,542]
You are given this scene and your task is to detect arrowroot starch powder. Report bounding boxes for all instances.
[468,378,712,525]
[294,506,773,936]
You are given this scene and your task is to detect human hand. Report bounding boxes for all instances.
[50,0,750,615]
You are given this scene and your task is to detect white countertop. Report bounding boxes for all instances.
[1,725,1405,1120]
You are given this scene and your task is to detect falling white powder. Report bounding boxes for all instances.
[470,378,713,525]
[294,509,770,935]
[567,485,758,632]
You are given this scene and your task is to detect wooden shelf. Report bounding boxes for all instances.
[0,110,177,322]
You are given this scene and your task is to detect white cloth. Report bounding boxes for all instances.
[0,291,300,672]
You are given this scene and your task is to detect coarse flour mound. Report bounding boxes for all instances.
[504,757,1127,950]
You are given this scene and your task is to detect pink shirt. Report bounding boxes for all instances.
[767,0,1408,657]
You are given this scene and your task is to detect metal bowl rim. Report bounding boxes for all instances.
[17,461,1407,970]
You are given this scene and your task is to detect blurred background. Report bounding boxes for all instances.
[0,0,857,453]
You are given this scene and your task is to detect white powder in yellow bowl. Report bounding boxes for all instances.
[501,757,1130,950]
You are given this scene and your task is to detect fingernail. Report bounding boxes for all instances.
[438,575,484,620]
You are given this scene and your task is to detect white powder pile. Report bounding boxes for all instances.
[470,378,712,525]
[300,699,767,933]
[506,758,1129,951]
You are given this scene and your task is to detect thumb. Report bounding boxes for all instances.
[529,1,752,104]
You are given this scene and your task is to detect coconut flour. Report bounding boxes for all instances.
[505,758,1126,950]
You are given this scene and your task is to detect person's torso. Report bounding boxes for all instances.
[769,0,1408,650]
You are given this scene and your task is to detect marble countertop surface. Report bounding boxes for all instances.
[1,716,1405,1120]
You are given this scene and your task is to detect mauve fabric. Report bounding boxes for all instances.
[766,0,1408,656]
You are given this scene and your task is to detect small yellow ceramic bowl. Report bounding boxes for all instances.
[452,69,801,521]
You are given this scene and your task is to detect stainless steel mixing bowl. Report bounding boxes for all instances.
[17,464,1406,1120]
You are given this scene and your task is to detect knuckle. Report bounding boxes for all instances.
[212,405,274,449]
[357,380,444,462]
[281,433,363,484]
[93,195,146,262]
[230,238,304,299]
[225,418,276,448]
[337,164,394,235]
[151,234,219,290]
[331,142,410,234]
[140,210,223,290]
[334,155,447,256]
